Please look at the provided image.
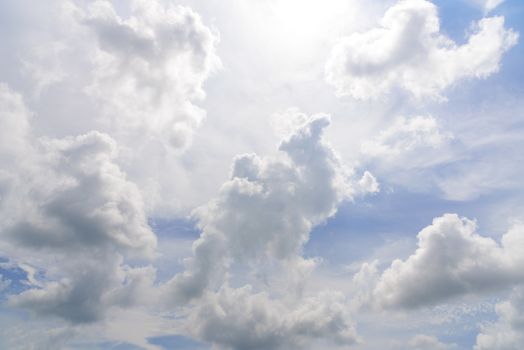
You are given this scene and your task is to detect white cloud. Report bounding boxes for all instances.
[325,0,518,99]
[0,83,30,137]
[155,112,370,347]
[0,104,371,346]
[470,0,505,13]
[357,171,380,194]
[484,0,505,12]
[0,0,221,215]
[358,115,458,196]
[3,130,156,258]
[18,263,43,288]
[475,286,524,349]
[367,214,524,309]
[433,126,524,200]
[81,0,221,213]
[362,115,451,158]
[162,113,359,304]
[0,0,521,348]
[84,0,220,152]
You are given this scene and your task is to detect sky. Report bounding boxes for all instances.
[0,0,523,349]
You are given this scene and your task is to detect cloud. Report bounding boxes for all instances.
[0,102,372,344]
[357,171,380,194]
[0,0,221,214]
[84,0,220,152]
[409,334,455,350]
[470,0,505,13]
[358,115,460,196]
[325,0,518,99]
[162,113,368,304]
[368,214,524,309]
[5,131,156,257]
[0,325,77,350]
[189,285,357,350]
[11,259,122,323]
[433,124,524,200]
[475,286,524,349]
[0,84,31,158]
[362,115,452,159]
[484,0,505,12]
[154,112,369,347]
[0,83,157,324]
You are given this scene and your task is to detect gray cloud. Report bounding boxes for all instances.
[189,286,357,350]
[5,131,156,258]
[0,84,157,324]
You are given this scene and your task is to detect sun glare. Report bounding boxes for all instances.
[270,0,349,44]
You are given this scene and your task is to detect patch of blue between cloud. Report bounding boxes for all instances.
[356,293,501,349]
[439,0,524,89]
[0,258,33,299]
[147,334,209,350]
[434,0,481,44]
[148,217,201,240]
[304,184,513,265]
[430,296,501,349]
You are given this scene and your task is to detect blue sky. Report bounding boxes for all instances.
[0,0,523,349]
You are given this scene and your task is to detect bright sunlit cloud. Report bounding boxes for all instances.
[250,0,363,60]
[270,0,349,39]
[0,0,522,349]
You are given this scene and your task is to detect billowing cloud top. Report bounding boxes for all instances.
[371,214,524,309]
[326,0,518,99]
[0,0,522,349]
[85,0,220,150]
[159,114,365,349]
[0,83,157,323]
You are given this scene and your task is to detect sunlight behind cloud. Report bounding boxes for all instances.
[0,0,523,349]
[264,0,359,58]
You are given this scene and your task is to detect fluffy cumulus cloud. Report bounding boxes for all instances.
[0,88,367,347]
[0,0,220,214]
[5,132,156,257]
[475,286,524,349]
[367,214,524,309]
[164,114,358,302]
[325,0,518,99]
[1,0,523,348]
[158,113,367,347]
[0,84,157,324]
[85,0,220,151]
[189,286,357,350]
